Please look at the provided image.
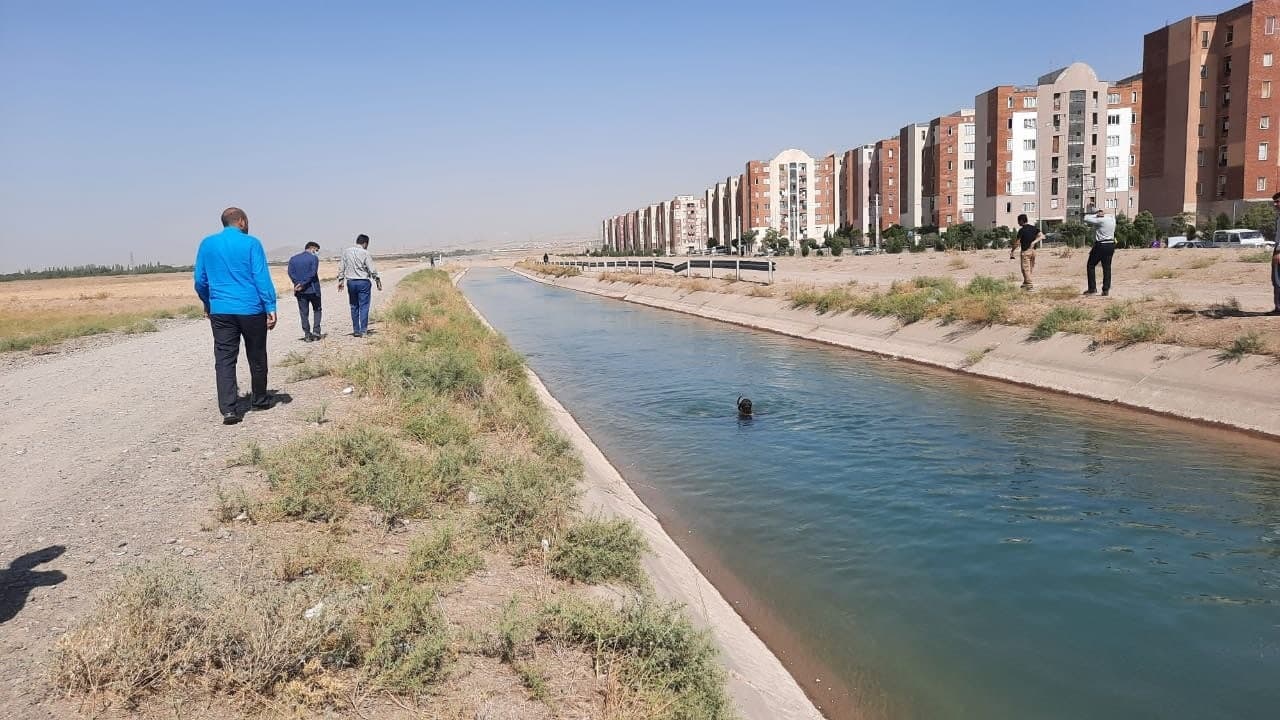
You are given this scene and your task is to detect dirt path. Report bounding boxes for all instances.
[0,267,416,719]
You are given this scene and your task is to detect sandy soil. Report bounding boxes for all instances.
[0,269,413,719]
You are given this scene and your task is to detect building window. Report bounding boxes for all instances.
[1023,118,1035,129]
[1225,56,1234,76]
[1264,81,1273,99]
[1107,156,1120,168]
[1222,117,1231,135]
[1266,53,1275,68]
[1106,135,1120,147]
[1106,177,1120,189]
[1259,177,1269,192]
[963,194,974,205]
[1262,116,1271,130]
[1199,91,1208,107]
[1006,138,1013,151]
[1268,16,1278,34]
[1200,64,1208,78]
[1226,25,1234,45]
[962,211,973,222]
[1220,145,1229,166]
[1022,181,1036,193]
[1129,154,1136,166]
[1198,149,1206,166]
[1198,123,1205,137]
[1217,175,1227,197]
[1023,202,1037,212]
[1260,142,1270,161]
[1107,113,1121,125]
[1223,87,1232,106]
[1023,160,1036,171]
[1105,198,1118,209]
[1201,30,1210,48]
[1107,92,1120,104]
[1050,198,1059,209]
[888,149,895,158]
[947,160,954,171]
[963,159,975,170]
[1196,181,1204,197]
[1023,139,1036,150]
[1024,97,1037,108]
[963,142,975,153]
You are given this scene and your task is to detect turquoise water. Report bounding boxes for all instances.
[461,269,1280,720]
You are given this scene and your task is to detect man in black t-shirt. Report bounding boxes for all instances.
[1010,213,1045,290]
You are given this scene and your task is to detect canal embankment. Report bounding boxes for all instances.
[510,268,1280,438]
[455,269,828,720]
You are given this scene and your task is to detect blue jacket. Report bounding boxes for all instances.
[194,227,277,315]
[287,251,321,295]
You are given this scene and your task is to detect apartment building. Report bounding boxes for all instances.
[899,123,930,228]
[976,63,1141,230]
[1141,0,1280,222]
[708,175,742,248]
[871,138,901,231]
[743,149,838,241]
[669,194,707,254]
[841,146,875,236]
[921,110,977,229]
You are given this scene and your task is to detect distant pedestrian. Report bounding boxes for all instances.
[287,242,323,341]
[543,252,549,264]
[1082,208,1117,296]
[194,207,278,425]
[1011,214,1044,290]
[1271,192,1280,315]
[337,234,381,337]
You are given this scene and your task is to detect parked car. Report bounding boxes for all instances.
[710,246,731,255]
[1172,239,1214,248]
[852,247,876,256]
[1211,228,1274,248]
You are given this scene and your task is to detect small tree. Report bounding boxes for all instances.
[1170,212,1192,238]
[884,237,906,254]
[1133,210,1157,242]
[849,228,864,246]
[1059,221,1089,248]
[740,229,759,254]
[706,237,718,250]
[1215,212,1233,231]
[826,234,847,256]
[762,228,782,252]
[1114,213,1142,248]
[944,222,976,250]
[1237,201,1277,240]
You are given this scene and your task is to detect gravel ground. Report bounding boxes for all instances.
[0,268,413,719]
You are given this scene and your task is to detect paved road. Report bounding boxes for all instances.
[0,266,416,718]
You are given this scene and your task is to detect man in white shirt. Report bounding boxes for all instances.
[1082,209,1117,296]
[336,234,381,337]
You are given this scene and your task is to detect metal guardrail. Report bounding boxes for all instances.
[545,257,776,283]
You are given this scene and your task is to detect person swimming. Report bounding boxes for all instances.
[737,396,753,417]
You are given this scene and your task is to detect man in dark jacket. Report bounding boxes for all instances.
[287,242,323,341]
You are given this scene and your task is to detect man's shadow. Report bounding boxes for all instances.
[0,546,67,623]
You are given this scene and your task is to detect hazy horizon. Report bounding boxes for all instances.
[1,0,1213,272]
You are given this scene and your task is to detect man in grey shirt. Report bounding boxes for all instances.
[336,234,381,336]
[1082,209,1117,296]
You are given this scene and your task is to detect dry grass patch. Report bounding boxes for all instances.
[520,261,582,278]
[1148,268,1181,280]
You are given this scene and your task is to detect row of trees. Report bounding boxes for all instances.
[0,262,194,283]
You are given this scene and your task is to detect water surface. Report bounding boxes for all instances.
[462,269,1280,720]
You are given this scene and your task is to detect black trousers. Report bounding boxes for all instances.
[210,313,268,415]
[1087,242,1115,293]
[295,293,322,335]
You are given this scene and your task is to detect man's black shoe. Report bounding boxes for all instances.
[1101,291,1109,296]
[1082,290,1097,295]
[304,333,315,342]
[250,395,275,411]
[222,412,242,425]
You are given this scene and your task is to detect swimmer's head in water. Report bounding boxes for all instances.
[737,396,753,416]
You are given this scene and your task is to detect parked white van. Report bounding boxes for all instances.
[1211,229,1274,247]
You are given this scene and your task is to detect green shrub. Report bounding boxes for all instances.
[1030,306,1093,340]
[406,524,483,583]
[362,581,450,690]
[539,597,732,720]
[550,518,646,586]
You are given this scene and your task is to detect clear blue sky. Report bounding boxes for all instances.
[0,0,1213,271]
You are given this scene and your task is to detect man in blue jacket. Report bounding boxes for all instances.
[287,242,323,341]
[194,207,278,425]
